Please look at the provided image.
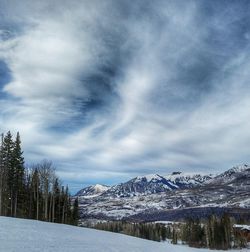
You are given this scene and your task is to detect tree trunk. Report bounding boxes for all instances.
[14,193,17,217]
[62,200,65,224]
[29,189,32,218]
[36,184,39,220]
[10,189,13,217]
[44,189,48,221]
[49,193,52,222]
[52,195,55,223]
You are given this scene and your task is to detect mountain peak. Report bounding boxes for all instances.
[206,164,250,185]
[228,164,250,173]
[75,184,110,197]
[92,184,110,193]
[134,174,163,182]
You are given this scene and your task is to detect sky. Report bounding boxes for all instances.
[1,0,250,192]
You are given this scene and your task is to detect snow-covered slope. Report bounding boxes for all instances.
[0,217,247,252]
[75,184,110,197]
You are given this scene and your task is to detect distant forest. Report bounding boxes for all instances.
[0,131,78,225]
[93,215,249,249]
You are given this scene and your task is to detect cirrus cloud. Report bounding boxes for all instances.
[1,0,250,192]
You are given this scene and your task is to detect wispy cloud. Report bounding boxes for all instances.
[1,0,250,191]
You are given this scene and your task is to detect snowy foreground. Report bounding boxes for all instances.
[0,217,248,252]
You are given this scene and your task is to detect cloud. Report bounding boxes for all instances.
[1,0,250,192]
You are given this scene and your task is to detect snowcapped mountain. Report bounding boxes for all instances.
[91,172,213,198]
[102,174,178,198]
[75,184,110,198]
[206,164,250,185]
[76,165,250,221]
[164,172,213,188]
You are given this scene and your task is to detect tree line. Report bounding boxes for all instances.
[0,131,79,225]
[92,214,249,249]
[93,221,169,242]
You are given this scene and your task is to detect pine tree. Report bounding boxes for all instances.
[52,178,61,223]
[12,132,25,217]
[172,226,178,244]
[0,133,4,216]
[25,171,32,218]
[2,131,14,216]
[31,168,40,220]
[63,186,71,224]
[160,225,167,241]
[72,198,79,226]
[0,131,79,227]
[221,214,231,249]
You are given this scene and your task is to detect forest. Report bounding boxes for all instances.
[0,131,78,225]
[92,214,249,249]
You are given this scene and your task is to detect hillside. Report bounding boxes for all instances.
[0,217,248,252]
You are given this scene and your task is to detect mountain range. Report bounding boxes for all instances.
[75,165,250,221]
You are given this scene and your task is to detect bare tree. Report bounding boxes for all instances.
[38,160,55,221]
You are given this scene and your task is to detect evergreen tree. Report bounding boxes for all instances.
[12,132,25,217]
[221,214,232,249]
[172,227,178,244]
[52,178,60,222]
[187,219,206,248]
[206,214,232,250]
[64,186,72,224]
[72,198,79,225]
[0,131,76,226]
[160,225,167,241]
[2,131,14,216]
[0,133,4,216]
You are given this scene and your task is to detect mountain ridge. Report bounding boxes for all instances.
[76,171,214,197]
[75,165,250,221]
